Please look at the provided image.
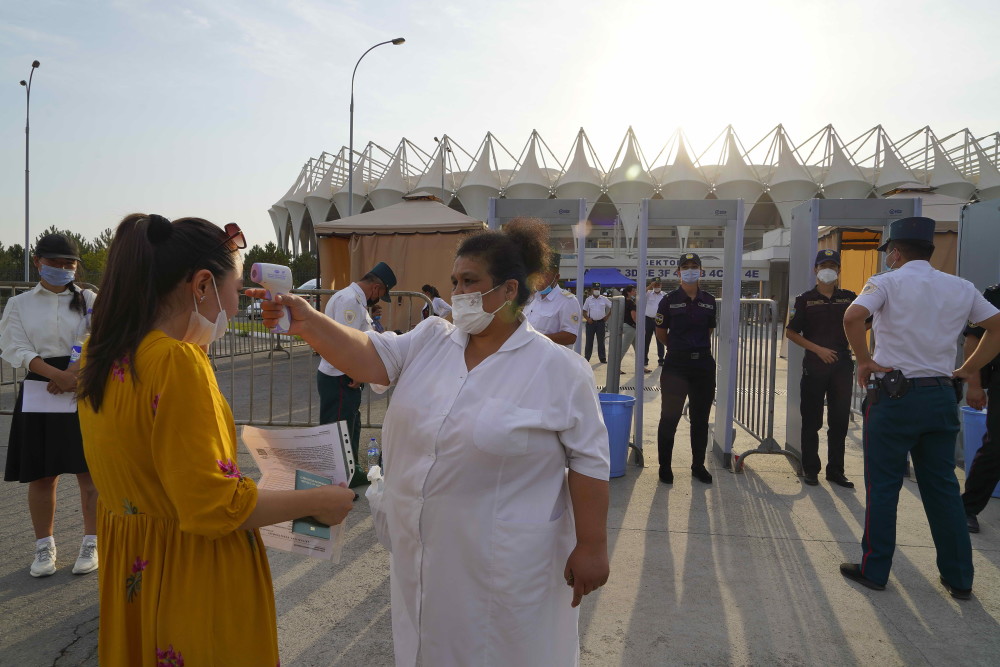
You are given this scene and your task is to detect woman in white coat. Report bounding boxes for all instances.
[250,218,610,666]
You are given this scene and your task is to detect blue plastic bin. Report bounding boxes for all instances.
[961,406,1000,499]
[599,393,636,478]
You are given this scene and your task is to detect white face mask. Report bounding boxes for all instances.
[680,268,701,284]
[183,275,228,346]
[452,284,508,335]
[817,268,839,284]
[653,287,661,293]
[592,289,600,297]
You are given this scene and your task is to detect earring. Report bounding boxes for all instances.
[199,295,206,303]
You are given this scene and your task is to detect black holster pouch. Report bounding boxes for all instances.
[881,369,909,399]
[865,376,881,407]
[953,378,964,402]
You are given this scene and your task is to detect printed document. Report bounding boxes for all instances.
[242,423,356,562]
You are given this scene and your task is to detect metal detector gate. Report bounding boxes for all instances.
[784,198,921,460]
[489,198,588,353]
[958,198,1000,290]
[635,199,745,467]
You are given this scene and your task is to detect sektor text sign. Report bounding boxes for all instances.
[621,267,768,281]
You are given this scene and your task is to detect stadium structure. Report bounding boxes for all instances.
[269,125,1000,297]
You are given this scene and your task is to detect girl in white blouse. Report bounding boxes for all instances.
[249,217,610,666]
[1,233,99,578]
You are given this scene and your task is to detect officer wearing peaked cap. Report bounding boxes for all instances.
[786,249,857,488]
[317,261,397,487]
[523,252,582,347]
[839,217,1000,598]
[582,281,612,362]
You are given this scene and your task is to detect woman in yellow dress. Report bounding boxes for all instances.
[77,213,355,666]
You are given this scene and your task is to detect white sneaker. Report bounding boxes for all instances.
[30,543,57,578]
[73,540,98,575]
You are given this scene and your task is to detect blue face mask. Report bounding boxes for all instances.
[539,284,554,296]
[39,265,76,286]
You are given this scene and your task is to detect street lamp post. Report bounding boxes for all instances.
[19,60,40,282]
[348,38,405,217]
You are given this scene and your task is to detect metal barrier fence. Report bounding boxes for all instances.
[1,282,432,431]
[711,298,802,474]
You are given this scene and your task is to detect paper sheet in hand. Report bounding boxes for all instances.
[21,380,77,413]
[242,423,354,562]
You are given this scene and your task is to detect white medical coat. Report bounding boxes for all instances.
[367,317,610,666]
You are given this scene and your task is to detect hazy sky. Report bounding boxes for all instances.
[3,0,999,248]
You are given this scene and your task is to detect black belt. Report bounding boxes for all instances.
[668,350,711,360]
[908,376,952,387]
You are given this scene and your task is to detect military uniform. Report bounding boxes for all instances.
[962,284,1000,526]
[786,249,857,484]
[582,283,612,362]
[523,287,582,347]
[655,253,716,483]
[841,217,999,596]
[317,262,396,487]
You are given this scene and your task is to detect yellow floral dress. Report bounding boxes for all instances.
[78,331,279,666]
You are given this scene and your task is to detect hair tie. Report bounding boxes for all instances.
[146,214,173,244]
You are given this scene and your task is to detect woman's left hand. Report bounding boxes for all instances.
[563,541,609,608]
[49,369,77,394]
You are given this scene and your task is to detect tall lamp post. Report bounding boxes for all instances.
[19,60,40,282]
[348,38,405,217]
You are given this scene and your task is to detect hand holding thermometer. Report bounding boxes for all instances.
[250,263,293,333]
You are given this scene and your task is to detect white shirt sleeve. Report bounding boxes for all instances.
[558,297,582,335]
[851,275,888,315]
[969,287,1000,326]
[558,354,611,479]
[433,297,452,318]
[0,297,37,369]
[366,317,444,385]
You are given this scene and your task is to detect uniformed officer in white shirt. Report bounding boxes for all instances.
[523,252,582,347]
[840,216,1000,599]
[317,261,396,487]
[582,282,612,362]
[643,278,665,371]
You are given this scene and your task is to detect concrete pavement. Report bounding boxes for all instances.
[2,345,1000,666]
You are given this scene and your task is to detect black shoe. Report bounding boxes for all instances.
[658,467,673,484]
[839,563,885,591]
[826,474,855,489]
[692,466,713,484]
[803,474,819,486]
[599,359,607,364]
[967,514,980,533]
[657,359,664,366]
[940,576,972,600]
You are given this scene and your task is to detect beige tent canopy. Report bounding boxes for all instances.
[314,193,486,330]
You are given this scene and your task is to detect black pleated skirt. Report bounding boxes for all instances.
[3,356,88,483]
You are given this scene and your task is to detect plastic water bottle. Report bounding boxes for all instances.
[366,437,381,472]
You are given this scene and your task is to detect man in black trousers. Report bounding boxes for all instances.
[786,249,856,488]
[962,284,1000,533]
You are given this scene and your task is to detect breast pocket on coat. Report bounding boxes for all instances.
[472,398,542,457]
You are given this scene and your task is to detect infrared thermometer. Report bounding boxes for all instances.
[250,263,293,333]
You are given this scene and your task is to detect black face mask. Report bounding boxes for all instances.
[367,298,379,307]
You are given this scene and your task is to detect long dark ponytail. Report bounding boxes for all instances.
[78,213,238,412]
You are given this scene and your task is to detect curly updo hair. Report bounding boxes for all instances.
[456,217,551,307]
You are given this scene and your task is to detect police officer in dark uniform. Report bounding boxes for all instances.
[655,252,716,484]
[786,249,856,488]
[839,217,1000,599]
[961,284,1000,533]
